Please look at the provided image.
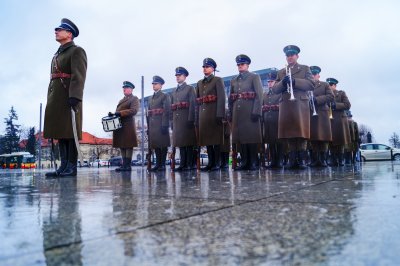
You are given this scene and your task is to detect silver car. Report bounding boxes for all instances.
[360,143,400,161]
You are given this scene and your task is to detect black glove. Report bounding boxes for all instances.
[331,102,336,110]
[282,75,290,87]
[187,121,195,128]
[108,112,114,117]
[216,117,223,126]
[68,97,80,110]
[251,114,260,122]
[161,126,169,135]
[115,112,121,117]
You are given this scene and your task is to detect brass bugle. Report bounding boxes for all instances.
[285,64,296,101]
[309,91,318,116]
[328,103,333,119]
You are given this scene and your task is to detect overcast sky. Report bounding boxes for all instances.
[0,0,399,144]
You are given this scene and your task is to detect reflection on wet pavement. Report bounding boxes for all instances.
[0,162,399,265]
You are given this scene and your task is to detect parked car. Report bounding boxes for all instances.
[78,160,90,167]
[91,159,109,167]
[131,160,144,166]
[109,156,123,166]
[360,143,400,161]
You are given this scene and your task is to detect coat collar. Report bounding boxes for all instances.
[288,62,302,76]
[117,94,133,107]
[57,41,75,54]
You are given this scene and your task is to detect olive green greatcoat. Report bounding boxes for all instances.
[44,41,87,139]
[148,90,171,149]
[310,80,334,141]
[195,75,226,146]
[272,63,315,139]
[331,90,351,145]
[170,83,197,147]
[112,94,139,148]
[262,89,281,143]
[229,71,263,144]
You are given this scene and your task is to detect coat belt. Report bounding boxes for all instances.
[171,102,189,111]
[230,92,256,101]
[262,104,279,112]
[51,73,71,79]
[148,108,164,116]
[196,95,217,105]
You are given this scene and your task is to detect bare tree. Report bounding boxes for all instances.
[389,132,400,148]
[358,124,374,143]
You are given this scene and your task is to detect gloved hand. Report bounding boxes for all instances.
[161,126,169,135]
[115,112,121,117]
[215,117,223,126]
[108,112,114,117]
[68,97,80,111]
[251,114,260,122]
[187,121,195,128]
[282,75,290,87]
[331,102,336,110]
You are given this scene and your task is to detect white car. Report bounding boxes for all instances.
[91,159,109,167]
[360,143,400,161]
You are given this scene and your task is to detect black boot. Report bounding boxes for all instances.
[248,144,259,171]
[59,140,77,177]
[46,140,68,178]
[210,145,221,171]
[319,151,328,167]
[157,148,167,171]
[116,157,126,172]
[175,147,187,171]
[286,151,298,169]
[275,144,283,168]
[338,153,345,166]
[201,146,213,171]
[297,151,307,169]
[185,147,195,170]
[309,150,319,167]
[220,152,229,169]
[150,149,161,171]
[235,144,248,171]
[122,156,132,171]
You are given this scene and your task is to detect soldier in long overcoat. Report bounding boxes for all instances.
[309,66,334,167]
[344,110,359,164]
[262,68,283,168]
[195,58,226,171]
[148,76,171,171]
[170,67,197,171]
[272,45,315,169]
[110,81,139,171]
[327,78,351,166]
[44,18,87,178]
[229,54,263,171]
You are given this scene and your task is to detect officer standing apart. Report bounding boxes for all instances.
[171,67,197,171]
[44,18,87,177]
[109,81,139,171]
[196,58,226,171]
[229,54,263,171]
[327,78,351,166]
[262,68,283,168]
[148,76,171,171]
[272,45,315,169]
[309,66,334,167]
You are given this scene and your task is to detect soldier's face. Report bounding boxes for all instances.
[55,29,72,43]
[202,66,214,76]
[175,74,186,83]
[152,83,162,91]
[123,87,133,96]
[237,63,249,73]
[329,84,337,90]
[267,80,275,88]
[313,73,320,81]
[286,54,298,65]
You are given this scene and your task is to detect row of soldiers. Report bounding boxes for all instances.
[109,44,358,172]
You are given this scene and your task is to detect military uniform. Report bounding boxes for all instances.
[220,111,231,169]
[196,58,225,171]
[148,76,171,171]
[309,66,334,167]
[345,111,359,164]
[272,45,315,169]
[170,67,197,171]
[44,19,87,178]
[262,68,283,168]
[229,54,263,170]
[112,81,139,171]
[327,78,351,166]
